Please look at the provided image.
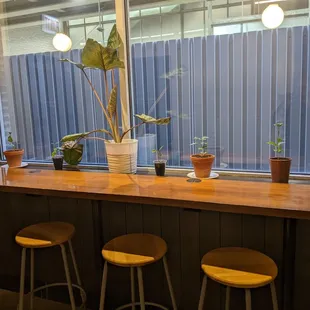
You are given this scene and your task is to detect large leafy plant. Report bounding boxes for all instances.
[60,25,170,144]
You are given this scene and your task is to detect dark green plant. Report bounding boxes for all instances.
[267,122,285,156]
[60,141,83,166]
[60,24,170,145]
[191,136,209,156]
[152,146,164,161]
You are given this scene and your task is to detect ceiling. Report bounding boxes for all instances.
[0,0,308,25]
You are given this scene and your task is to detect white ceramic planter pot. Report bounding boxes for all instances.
[105,139,138,174]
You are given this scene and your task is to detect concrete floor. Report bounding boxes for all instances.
[0,289,74,310]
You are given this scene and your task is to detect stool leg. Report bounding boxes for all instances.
[130,267,135,310]
[99,261,108,310]
[137,267,145,310]
[60,244,76,310]
[30,248,34,310]
[225,286,231,310]
[163,256,177,310]
[68,240,86,304]
[245,289,252,310]
[18,248,27,310]
[198,275,207,310]
[270,282,279,310]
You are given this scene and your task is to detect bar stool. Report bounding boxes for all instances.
[198,247,278,310]
[99,233,177,310]
[15,222,87,310]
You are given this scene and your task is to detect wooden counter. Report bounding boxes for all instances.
[0,168,309,219]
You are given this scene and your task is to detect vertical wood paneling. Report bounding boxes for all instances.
[0,195,293,310]
[161,206,182,307]
[180,209,200,309]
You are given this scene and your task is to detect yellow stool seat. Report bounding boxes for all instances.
[201,247,278,289]
[102,233,168,267]
[15,222,75,248]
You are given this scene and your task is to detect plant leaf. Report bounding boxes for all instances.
[267,141,276,146]
[135,114,171,125]
[60,59,85,70]
[159,146,164,151]
[104,48,125,71]
[82,39,105,70]
[61,129,111,142]
[108,86,117,117]
[107,24,123,49]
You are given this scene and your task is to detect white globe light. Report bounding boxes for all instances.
[53,33,72,52]
[262,4,284,29]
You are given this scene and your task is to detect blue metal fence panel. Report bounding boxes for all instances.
[4,26,310,173]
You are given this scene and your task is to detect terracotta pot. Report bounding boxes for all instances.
[3,149,24,167]
[190,154,215,178]
[269,157,292,183]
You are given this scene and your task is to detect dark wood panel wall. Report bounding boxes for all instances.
[0,192,306,310]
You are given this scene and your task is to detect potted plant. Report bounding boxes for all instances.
[267,122,291,183]
[152,146,166,176]
[190,136,215,178]
[60,141,84,167]
[51,146,64,170]
[3,132,24,168]
[60,25,170,174]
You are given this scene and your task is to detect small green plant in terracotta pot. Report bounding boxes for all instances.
[190,136,215,178]
[3,132,24,168]
[51,146,64,170]
[267,122,291,183]
[152,146,166,176]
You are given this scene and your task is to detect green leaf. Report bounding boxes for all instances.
[277,137,283,143]
[275,122,283,127]
[60,59,85,70]
[82,39,105,70]
[135,114,171,125]
[152,149,157,153]
[107,24,123,49]
[108,86,117,117]
[159,146,164,151]
[104,48,125,71]
[267,141,276,146]
[61,129,111,142]
[81,39,125,71]
[8,133,13,143]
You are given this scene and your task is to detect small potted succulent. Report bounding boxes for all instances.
[190,136,215,178]
[3,132,24,168]
[267,122,291,183]
[51,146,64,170]
[152,146,166,176]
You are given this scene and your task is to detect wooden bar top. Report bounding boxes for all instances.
[0,168,310,219]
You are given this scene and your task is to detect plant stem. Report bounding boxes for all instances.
[75,128,113,146]
[82,70,115,140]
[120,122,144,142]
[111,70,120,140]
[104,70,119,143]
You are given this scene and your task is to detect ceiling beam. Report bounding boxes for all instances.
[0,0,112,20]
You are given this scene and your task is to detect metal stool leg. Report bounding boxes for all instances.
[130,267,135,310]
[137,267,145,310]
[30,248,34,310]
[198,275,207,310]
[18,248,27,310]
[245,289,252,310]
[270,282,279,310]
[163,256,177,310]
[60,244,76,310]
[225,286,231,310]
[68,240,86,304]
[99,261,108,310]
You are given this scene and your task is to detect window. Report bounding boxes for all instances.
[0,0,310,175]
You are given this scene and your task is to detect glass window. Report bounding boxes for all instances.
[128,0,310,174]
[0,0,116,164]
